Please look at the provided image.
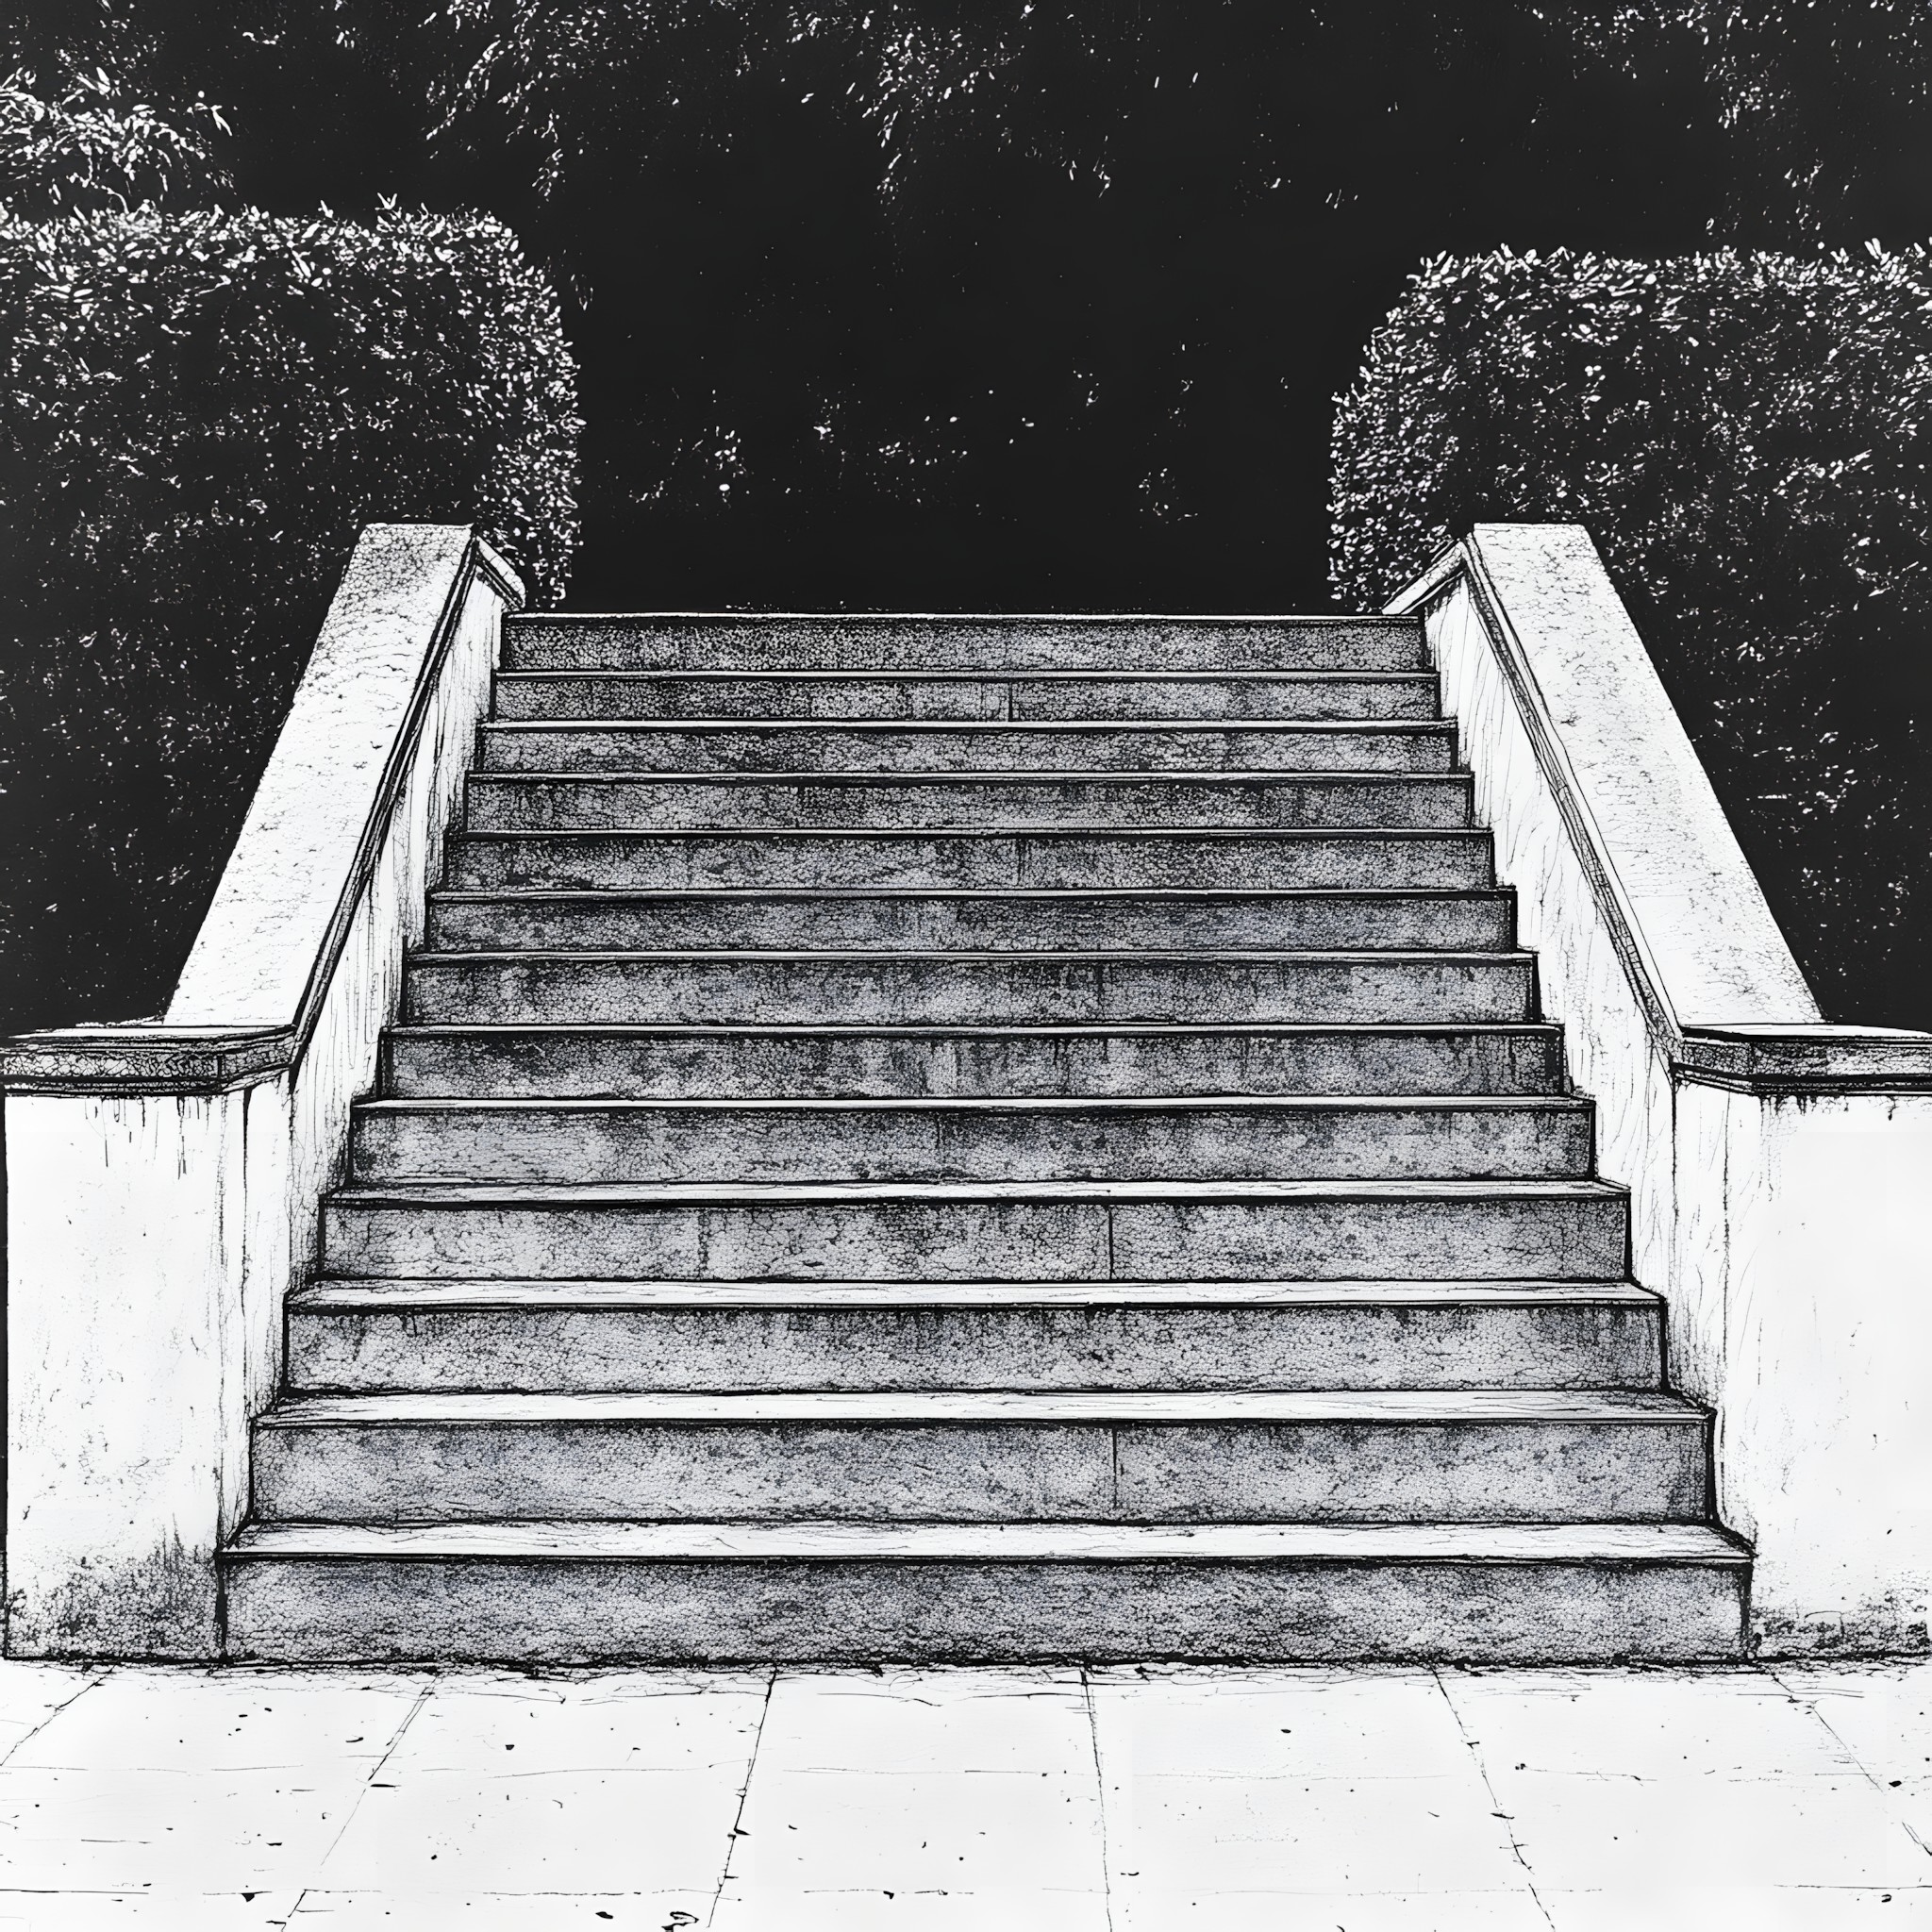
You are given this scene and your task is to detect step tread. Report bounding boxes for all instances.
[331,1176,1626,1206]
[223,1518,1748,1565]
[355,1093,1588,1117]
[456,825,1490,841]
[291,1275,1658,1310]
[258,1388,1704,1426]
[468,767,1465,784]
[497,669,1439,685]
[483,719,1455,734]
[384,1022,1562,1040]
[508,610,1416,626]
[429,887,1509,903]
[408,946,1535,966]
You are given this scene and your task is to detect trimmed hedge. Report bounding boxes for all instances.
[1331,247,1932,1027]
[0,207,580,1031]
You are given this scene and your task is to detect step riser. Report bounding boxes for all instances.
[478,725,1457,774]
[287,1301,1664,1394]
[221,1557,1749,1663]
[447,832,1497,892]
[500,618,1427,675]
[348,1104,1594,1185]
[323,1193,1630,1282]
[384,1028,1567,1100]
[403,958,1538,1027]
[464,774,1474,833]
[494,674,1443,723]
[425,892,1517,954]
[250,1413,1708,1525]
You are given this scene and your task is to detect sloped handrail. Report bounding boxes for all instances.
[2,523,523,1090]
[1388,524,1932,1092]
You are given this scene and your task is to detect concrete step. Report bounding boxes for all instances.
[401,950,1540,1027]
[382,1022,1567,1101]
[233,600,1751,1670]
[424,888,1517,955]
[477,721,1458,774]
[248,1388,1709,1527]
[285,1277,1664,1394]
[463,771,1475,833]
[348,1094,1596,1186]
[493,669,1443,723]
[500,614,1426,675]
[321,1178,1631,1283]
[446,827,1498,892]
[221,1518,1751,1663]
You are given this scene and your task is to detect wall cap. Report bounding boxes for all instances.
[0,1026,296,1094]
[1677,1024,1932,1094]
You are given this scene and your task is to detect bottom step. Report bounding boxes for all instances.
[222,1519,1749,1664]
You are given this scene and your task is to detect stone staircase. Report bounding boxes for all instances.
[221,614,1751,1660]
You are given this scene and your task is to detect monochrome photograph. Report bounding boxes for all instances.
[1,3,1929,1924]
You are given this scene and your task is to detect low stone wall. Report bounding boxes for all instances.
[2,525,522,1657]
[1393,524,1932,1654]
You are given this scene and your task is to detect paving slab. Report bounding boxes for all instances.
[0,1659,1923,1926]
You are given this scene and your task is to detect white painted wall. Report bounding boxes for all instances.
[1395,525,1932,1653]
[3,525,520,1657]
[1674,1084,1932,1650]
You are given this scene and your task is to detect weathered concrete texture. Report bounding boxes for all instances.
[478,719,1459,773]
[449,826,1500,891]
[500,613,1429,673]
[169,526,519,1027]
[285,1279,1664,1393]
[382,1021,1567,1100]
[1449,525,1818,1029]
[494,667,1444,720]
[6,526,520,1660]
[345,1094,1595,1184]
[402,949,1538,1027]
[249,1390,1708,1525]
[424,885,1519,953]
[465,769,1475,832]
[1395,526,1932,1654]
[221,1526,1749,1664]
[221,604,1740,1662]
[321,1179,1633,1282]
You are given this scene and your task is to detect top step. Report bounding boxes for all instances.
[503,615,1426,675]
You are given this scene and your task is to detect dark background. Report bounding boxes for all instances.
[7,0,1932,1028]
[26,0,1926,613]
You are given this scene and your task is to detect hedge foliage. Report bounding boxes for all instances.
[1331,246,1932,1027]
[0,206,580,1031]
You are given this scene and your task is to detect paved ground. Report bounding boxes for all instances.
[0,1658,1927,1928]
